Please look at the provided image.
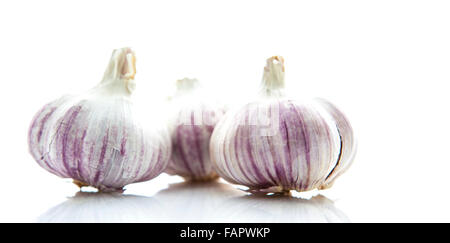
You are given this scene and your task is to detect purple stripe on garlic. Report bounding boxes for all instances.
[28,48,171,192]
[210,56,356,193]
[166,78,225,181]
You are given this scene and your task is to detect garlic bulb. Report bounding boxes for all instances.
[28,48,171,192]
[165,78,225,181]
[210,56,356,193]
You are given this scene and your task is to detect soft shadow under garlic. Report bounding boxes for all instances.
[216,194,350,223]
[37,191,165,223]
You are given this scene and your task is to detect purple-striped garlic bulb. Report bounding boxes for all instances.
[165,78,225,181]
[28,48,171,192]
[210,56,356,194]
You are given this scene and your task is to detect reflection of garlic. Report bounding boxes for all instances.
[37,192,163,222]
[154,181,245,222]
[218,195,349,223]
[28,48,171,192]
[210,56,356,194]
[166,78,225,181]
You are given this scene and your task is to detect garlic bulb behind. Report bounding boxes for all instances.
[165,78,225,181]
[210,56,356,193]
[28,48,171,192]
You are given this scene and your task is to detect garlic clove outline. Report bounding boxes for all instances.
[315,98,357,189]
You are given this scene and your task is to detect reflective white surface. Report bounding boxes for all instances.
[37,181,348,223]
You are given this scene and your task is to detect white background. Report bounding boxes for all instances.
[1,0,450,222]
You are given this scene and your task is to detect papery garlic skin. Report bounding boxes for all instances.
[210,56,356,193]
[28,48,171,192]
[165,78,225,181]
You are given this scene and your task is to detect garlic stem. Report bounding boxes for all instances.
[122,51,136,80]
[261,56,285,98]
[100,47,136,95]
